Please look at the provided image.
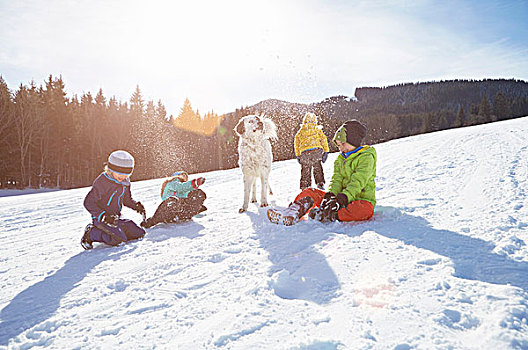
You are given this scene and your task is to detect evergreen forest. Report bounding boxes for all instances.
[1,76,527,189]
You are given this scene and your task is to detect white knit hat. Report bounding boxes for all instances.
[303,112,318,124]
[107,150,135,175]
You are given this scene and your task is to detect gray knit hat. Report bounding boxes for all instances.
[107,150,135,175]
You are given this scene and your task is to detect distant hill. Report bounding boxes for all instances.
[355,79,528,116]
[214,79,528,164]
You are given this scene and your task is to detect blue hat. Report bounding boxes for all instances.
[171,171,188,177]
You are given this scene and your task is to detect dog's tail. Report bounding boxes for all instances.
[262,117,278,141]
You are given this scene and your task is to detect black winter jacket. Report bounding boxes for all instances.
[84,172,138,221]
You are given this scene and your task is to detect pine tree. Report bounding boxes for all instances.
[93,89,108,173]
[173,98,202,171]
[107,97,129,150]
[454,106,465,127]
[0,76,12,142]
[156,100,167,121]
[470,103,479,115]
[494,91,511,121]
[145,100,156,119]
[175,98,198,132]
[13,83,40,187]
[67,95,86,186]
[129,85,144,118]
[129,86,149,178]
[478,94,492,123]
[0,76,14,186]
[95,88,106,107]
[42,75,69,187]
[80,92,99,181]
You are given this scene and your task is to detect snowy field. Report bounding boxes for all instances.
[1,117,528,349]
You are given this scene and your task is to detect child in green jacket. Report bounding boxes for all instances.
[268,119,376,225]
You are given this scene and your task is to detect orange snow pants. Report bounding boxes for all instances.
[294,188,374,222]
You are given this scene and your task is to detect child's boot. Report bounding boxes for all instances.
[141,217,158,228]
[308,207,323,221]
[81,224,94,250]
[267,196,314,226]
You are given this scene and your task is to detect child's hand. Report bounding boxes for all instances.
[320,193,347,222]
[320,197,340,222]
[135,201,146,215]
[192,177,206,189]
[101,213,119,225]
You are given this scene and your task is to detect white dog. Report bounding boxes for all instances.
[234,115,278,213]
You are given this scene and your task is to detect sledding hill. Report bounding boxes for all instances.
[1,117,528,349]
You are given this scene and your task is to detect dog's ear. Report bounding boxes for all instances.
[262,117,278,141]
[256,116,263,130]
[235,119,245,136]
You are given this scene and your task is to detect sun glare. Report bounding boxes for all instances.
[121,0,288,76]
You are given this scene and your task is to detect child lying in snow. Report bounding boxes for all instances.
[140,171,207,228]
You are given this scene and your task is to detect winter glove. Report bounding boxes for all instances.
[191,177,206,189]
[134,201,146,215]
[296,156,301,164]
[101,212,119,225]
[319,192,348,222]
[322,152,328,163]
[319,194,339,222]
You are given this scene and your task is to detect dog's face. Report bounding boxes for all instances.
[235,115,264,137]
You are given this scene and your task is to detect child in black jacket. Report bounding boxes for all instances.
[81,150,146,249]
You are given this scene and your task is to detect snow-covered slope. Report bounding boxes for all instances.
[1,117,528,349]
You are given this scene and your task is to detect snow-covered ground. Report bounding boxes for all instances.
[0,188,62,198]
[1,117,528,349]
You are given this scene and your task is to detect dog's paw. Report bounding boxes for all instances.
[239,208,247,213]
[250,199,257,203]
[260,202,269,208]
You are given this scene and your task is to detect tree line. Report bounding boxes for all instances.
[0,75,227,189]
[1,76,527,189]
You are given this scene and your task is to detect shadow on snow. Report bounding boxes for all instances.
[248,205,528,307]
[363,206,528,291]
[0,245,136,345]
[247,210,341,305]
[0,219,205,345]
[143,221,205,243]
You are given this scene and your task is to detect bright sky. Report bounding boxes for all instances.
[1,0,527,116]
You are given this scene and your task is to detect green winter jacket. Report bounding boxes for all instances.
[328,146,377,207]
